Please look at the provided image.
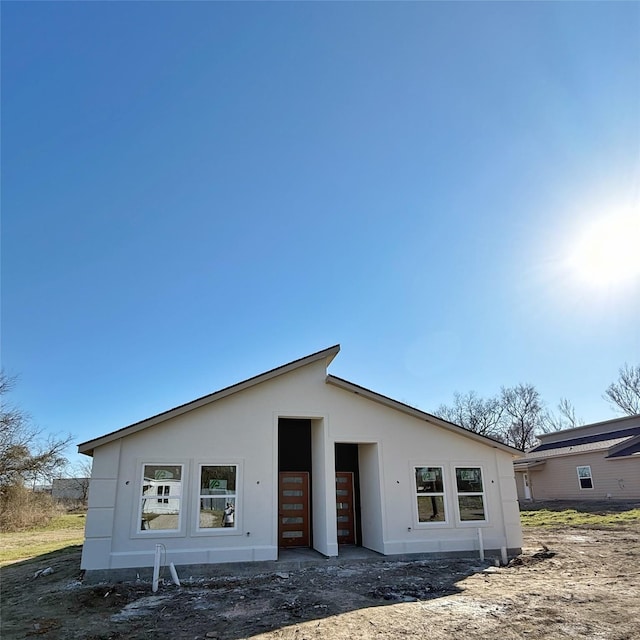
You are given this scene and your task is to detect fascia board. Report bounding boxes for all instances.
[325,375,523,456]
[78,345,340,456]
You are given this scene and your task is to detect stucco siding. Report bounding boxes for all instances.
[87,479,117,508]
[322,383,521,552]
[81,357,522,573]
[83,440,121,569]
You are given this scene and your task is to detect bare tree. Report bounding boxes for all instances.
[500,384,546,450]
[61,458,93,504]
[543,397,582,433]
[0,372,72,492]
[604,364,640,415]
[435,391,505,440]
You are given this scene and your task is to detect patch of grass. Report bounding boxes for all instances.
[521,508,640,527]
[37,513,87,532]
[0,514,86,566]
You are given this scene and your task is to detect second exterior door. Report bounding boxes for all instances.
[336,471,356,545]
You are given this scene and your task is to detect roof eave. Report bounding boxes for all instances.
[606,434,640,459]
[78,344,341,456]
[514,459,547,470]
[325,375,523,456]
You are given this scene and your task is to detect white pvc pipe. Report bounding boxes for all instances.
[152,544,162,592]
[169,562,181,587]
[501,546,508,566]
[477,528,485,562]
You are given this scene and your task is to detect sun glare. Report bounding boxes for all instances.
[568,212,640,288]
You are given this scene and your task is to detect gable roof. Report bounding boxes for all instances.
[78,345,522,457]
[78,345,340,456]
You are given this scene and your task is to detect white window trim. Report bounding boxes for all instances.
[452,465,488,526]
[576,465,594,490]
[412,463,450,527]
[134,461,187,538]
[192,460,242,536]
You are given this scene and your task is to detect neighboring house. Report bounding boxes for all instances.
[514,414,640,502]
[78,345,523,580]
[52,477,91,503]
[32,483,52,494]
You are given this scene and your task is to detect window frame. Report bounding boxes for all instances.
[193,461,241,536]
[576,465,594,490]
[412,464,449,527]
[136,462,186,537]
[453,465,488,525]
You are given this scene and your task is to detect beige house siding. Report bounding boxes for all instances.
[515,472,527,501]
[524,453,639,501]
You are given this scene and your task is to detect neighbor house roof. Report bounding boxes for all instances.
[522,437,634,459]
[533,413,640,447]
[514,414,640,468]
[78,345,523,457]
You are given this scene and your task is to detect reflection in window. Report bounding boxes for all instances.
[577,465,593,490]
[414,466,446,522]
[198,465,237,529]
[455,467,486,521]
[140,465,183,531]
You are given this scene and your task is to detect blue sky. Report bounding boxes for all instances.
[2,1,639,466]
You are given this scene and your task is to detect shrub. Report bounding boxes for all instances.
[0,483,64,532]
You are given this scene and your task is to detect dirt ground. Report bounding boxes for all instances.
[2,503,639,640]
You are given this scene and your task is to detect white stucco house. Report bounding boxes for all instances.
[78,345,523,580]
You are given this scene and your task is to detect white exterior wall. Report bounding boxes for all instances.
[358,443,384,553]
[82,360,521,572]
[322,384,522,556]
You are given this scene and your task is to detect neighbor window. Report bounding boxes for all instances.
[414,466,446,522]
[577,465,593,490]
[140,465,183,531]
[198,465,238,530]
[455,467,486,521]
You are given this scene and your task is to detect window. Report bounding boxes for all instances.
[455,467,486,521]
[577,465,593,490]
[140,465,183,531]
[198,465,237,530]
[414,466,446,522]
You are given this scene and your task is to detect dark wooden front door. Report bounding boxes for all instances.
[336,472,356,545]
[278,472,310,547]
